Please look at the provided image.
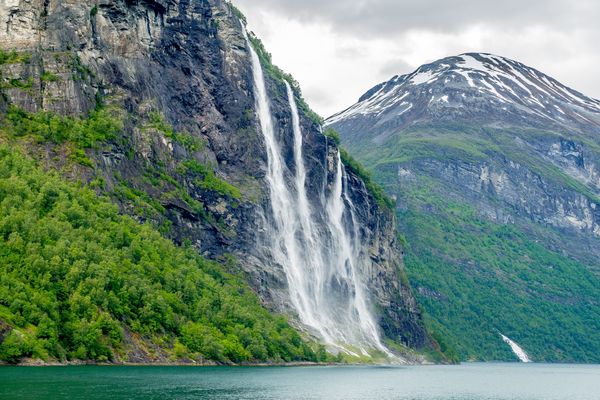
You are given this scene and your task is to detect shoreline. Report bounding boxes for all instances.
[1,359,357,368]
[4,361,600,368]
[5,359,600,367]
[2,359,425,368]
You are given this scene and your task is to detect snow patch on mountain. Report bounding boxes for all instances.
[326,53,600,130]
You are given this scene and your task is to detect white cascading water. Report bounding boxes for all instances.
[500,333,532,362]
[243,29,388,355]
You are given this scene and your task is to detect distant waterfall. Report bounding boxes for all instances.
[243,29,387,355]
[501,334,532,362]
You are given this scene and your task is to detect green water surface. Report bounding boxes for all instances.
[1,363,599,399]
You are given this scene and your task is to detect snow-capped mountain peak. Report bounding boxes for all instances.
[326,53,600,130]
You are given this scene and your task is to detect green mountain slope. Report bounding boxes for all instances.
[0,143,322,364]
[398,181,600,362]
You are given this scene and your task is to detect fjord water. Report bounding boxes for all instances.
[2,364,599,400]
[243,29,385,354]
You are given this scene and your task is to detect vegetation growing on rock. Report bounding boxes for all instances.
[399,182,600,362]
[0,145,324,364]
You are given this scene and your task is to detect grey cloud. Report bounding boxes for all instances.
[234,0,599,38]
[377,58,413,79]
[303,86,339,108]
[334,44,368,59]
[233,0,600,114]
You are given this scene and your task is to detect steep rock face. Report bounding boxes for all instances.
[327,53,600,361]
[0,0,428,350]
[395,154,600,262]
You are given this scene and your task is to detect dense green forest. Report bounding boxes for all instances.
[0,144,324,364]
[396,182,600,362]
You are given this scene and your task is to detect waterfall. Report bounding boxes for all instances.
[500,333,532,362]
[324,151,389,354]
[243,29,388,355]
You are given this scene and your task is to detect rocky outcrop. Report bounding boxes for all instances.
[0,320,10,344]
[0,0,429,351]
[403,158,600,237]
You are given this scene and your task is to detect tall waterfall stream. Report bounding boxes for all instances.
[243,30,388,356]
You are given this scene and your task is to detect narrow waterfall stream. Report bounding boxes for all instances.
[501,334,532,362]
[243,29,388,355]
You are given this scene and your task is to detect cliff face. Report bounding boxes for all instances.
[0,0,428,351]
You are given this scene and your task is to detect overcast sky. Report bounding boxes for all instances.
[233,0,600,118]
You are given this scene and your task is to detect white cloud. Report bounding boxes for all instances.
[233,1,600,117]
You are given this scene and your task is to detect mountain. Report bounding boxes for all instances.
[329,53,600,136]
[0,0,433,364]
[327,53,600,362]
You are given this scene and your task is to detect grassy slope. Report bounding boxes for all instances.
[343,124,600,362]
[0,144,325,364]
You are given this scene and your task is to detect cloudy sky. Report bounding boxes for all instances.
[233,0,600,118]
